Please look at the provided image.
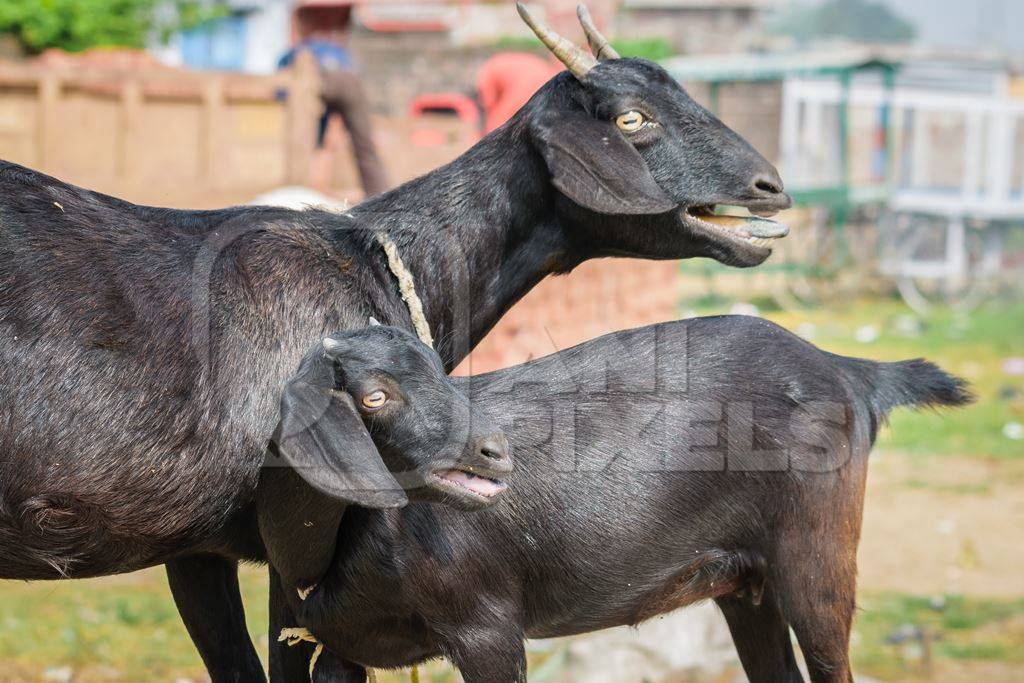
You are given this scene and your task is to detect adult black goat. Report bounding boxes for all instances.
[268,315,971,683]
[0,4,789,680]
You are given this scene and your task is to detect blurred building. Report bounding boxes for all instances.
[154,1,785,74]
[153,0,293,73]
[153,1,595,74]
[618,0,783,54]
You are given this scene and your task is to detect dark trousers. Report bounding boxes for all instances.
[319,70,390,197]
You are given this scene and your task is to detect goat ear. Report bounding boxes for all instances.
[536,114,676,215]
[274,354,407,509]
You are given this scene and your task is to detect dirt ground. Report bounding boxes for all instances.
[858,453,1024,598]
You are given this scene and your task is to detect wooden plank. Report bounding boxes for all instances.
[117,80,142,183]
[200,78,227,188]
[36,74,61,173]
[285,51,321,186]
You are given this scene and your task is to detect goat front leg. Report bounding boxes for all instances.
[269,564,323,683]
[260,464,349,682]
[444,624,526,683]
[166,554,266,683]
[310,649,370,683]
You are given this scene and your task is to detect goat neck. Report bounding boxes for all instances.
[347,121,570,371]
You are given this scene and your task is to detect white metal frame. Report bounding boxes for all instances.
[780,74,1022,308]
[781,77,1024,217]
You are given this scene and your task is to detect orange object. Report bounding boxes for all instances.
[476,52,560,133]
[408,92,481,147]
[409,93,480,123]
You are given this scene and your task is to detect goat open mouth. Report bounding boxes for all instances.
[429,468,508,499]
[682,205,789,251]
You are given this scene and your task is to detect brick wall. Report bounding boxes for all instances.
[454,259,682,375]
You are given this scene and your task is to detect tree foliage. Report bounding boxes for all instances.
[774,0,916,45]
[0,0,226,54]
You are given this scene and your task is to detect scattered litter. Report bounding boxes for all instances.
[1002,422,1024,441]
[53,201,64,213]
[998,385,1019,401]
[1002,357,1024,376]
[956,539,981,570]
[936,518,956,535]
[854,324,879,343]
[893,315,923,337]
[796,322,817,340]
[42,667,73,683]
[928,595,946,611]
[885,623,925,645]
[729,302,759,317]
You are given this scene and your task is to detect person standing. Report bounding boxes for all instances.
[279,32,390,197]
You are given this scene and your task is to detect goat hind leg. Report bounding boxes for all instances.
[774,556,857,682]
[717,588,804,683]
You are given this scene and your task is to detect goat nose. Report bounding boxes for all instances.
[477,434,509,462]
[751,171,784,196]
[748,167,792,210]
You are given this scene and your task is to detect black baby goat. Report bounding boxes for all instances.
[259,324,514,597]
[266,315,970,683]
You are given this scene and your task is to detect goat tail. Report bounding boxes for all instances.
[838,355,973,422]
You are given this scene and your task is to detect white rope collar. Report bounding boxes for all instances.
[375,231,434,348]
[318,203,433,348]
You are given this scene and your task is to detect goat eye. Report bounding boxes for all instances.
[615,111,647,133]
[361,390,387,409]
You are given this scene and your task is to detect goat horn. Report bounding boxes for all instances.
[516,2,596,80]
[577,5,620,60]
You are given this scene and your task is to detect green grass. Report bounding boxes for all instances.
[680,296,1024,459]
[0,568,270,681]
[853,592,1024,677]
